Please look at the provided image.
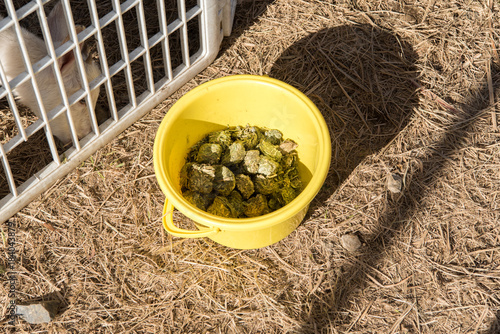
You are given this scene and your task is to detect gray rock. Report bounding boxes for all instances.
[341,234,362,252]
[387,173,403,193]
[16,301,59,324]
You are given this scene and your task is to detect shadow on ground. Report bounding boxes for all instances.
[486,311,500,334]
[270,24,499,333]
[269,24,420,216]
[220,0,276,55]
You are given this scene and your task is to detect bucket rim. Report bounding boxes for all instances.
[153,74,331,232]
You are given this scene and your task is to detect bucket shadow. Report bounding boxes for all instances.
[269,24,420,208]
[270,24,499,333]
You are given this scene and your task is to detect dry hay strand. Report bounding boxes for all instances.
[2,0,500,333]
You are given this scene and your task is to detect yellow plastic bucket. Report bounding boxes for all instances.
[153,75,331,249]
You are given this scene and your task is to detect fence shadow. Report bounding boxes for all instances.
[270,23,499,333]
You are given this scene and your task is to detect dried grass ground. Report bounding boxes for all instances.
[2,0,500,333]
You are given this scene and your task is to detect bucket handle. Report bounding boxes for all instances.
[162,199,219,238]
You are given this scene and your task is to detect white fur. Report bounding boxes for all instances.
[0,2,101,144]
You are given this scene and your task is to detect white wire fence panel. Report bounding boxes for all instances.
[0,0,235,223]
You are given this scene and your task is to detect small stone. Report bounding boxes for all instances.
[341,234,362,252]
[16,302,59,324]
[387,173,403,193]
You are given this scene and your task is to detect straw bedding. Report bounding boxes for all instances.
[1,0,500,333]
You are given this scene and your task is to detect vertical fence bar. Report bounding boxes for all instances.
[4,0,61,165]
[112,0,137,108]
[198,0,208,59]
[0,60,27,142]
[177,0,191,68]
[136,2,155,95]
[86,0,119,122]
[0,143,17,197]
[156,0,174,82]
[60,0,100,138]
[35,0,81,150]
